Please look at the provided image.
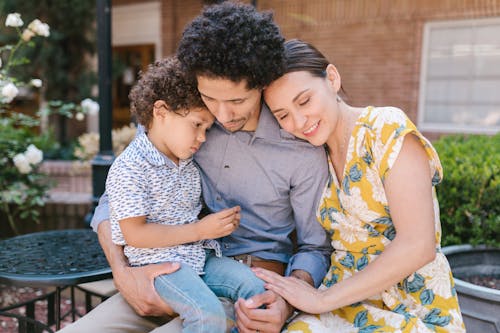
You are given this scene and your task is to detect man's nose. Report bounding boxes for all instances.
[214,103,233,123]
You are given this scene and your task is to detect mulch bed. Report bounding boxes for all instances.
[0,284,87,332]
[461,275,500,290]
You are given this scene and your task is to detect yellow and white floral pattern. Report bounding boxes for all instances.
[285,107,465,333]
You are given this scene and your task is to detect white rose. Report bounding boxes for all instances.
[27,19,50,37]
[5,13,23,27]
[81,98,100,116]
[30,78,43,87]
[21,28,35,42]
[1,82,19,103]
[25,144,43,165]
[75,112,85,121]
[13,154,32,174]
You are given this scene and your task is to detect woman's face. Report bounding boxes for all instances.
[263,64,342,146]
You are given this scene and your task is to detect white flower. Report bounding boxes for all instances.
[81,98,100,116]
[5,13,23,27]
[75,112,85,121]
[27,19,50,37]
[30,78,43,87]
[25,144,43,165]
[13,154,32,174]
[21,28,35,41]
[1,82,19,103]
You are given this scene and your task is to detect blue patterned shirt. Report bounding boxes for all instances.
[106,132,220,274]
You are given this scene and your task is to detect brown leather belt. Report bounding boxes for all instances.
[230,254,285,275]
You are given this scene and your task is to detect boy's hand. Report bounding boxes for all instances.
[197,206,240,239]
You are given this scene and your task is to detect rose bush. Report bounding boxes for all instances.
[0,13,98,235]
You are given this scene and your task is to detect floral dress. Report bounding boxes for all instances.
[285,107,465,333]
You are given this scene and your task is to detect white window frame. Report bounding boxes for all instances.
[418,17,500,134]
[112,1,162,61]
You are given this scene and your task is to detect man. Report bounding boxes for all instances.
[60,2,330,333]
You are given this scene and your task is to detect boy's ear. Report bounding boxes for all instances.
[153,100,168,118]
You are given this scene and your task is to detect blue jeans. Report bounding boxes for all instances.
[154,251,266,333]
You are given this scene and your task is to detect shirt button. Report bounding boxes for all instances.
[224,244,230,249]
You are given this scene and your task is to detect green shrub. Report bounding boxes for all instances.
[433,133,500,247]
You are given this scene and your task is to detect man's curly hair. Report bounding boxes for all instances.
[177,1,285,89]
[128,56,205,128]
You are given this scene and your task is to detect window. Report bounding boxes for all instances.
[419,18,500,134]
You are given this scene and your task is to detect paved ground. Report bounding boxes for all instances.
[0,284,87,332]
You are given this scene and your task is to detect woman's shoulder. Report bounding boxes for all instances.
[361,106,410,128]
[358,106,415,144]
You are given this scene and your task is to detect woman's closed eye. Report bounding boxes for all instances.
[298,97,310,106]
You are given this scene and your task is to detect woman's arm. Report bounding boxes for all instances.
[255,134,437,313]
[120,206,240,248]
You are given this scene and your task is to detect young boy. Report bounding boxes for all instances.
[105,56,266,333]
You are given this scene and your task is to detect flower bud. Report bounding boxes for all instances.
[25,144,43,165]
[1,82,19,103]
[27,19,50,37]
[30,78,43,88]
[21,28,35,42]
[13,154,32,174]
[5,13,23,27]
[81,98,100,116]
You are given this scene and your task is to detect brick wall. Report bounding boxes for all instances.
[257,0,500,130]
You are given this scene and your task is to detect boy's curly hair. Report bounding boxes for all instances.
[177,1,285,89]
[128,56,205,128]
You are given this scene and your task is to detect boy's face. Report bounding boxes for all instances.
[153,106,214,164]
[197,76,263,132]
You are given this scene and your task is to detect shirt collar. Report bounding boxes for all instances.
[136,132,192,168]
[252,103,282,142]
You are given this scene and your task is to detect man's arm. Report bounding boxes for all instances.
[92,194,179,316]
[286,147,331,287]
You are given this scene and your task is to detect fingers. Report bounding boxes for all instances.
[252,267,284,283]
[235,292,287,333]
[216,206,241,218]
[243,289,277,309]
[235,299,273,333]
[146,261,181,279]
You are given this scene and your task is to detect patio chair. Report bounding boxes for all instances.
[0,311,55,333]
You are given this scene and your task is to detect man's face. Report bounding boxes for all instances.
[197,75,262,132]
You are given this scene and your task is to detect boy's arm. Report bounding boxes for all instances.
[119,207,240,248]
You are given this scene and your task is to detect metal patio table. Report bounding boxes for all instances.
[0,229,112,330]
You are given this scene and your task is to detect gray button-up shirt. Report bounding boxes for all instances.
[92,103,331,286]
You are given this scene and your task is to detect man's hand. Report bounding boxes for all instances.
[96,219,180,317]
[234,290,293,333]
[113,262,180,316]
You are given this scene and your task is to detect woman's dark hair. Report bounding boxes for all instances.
[177,1,285,89]
[284,39,347,98]
[128,56,205,128]
[283,39,329,78]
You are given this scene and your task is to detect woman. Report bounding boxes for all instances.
[254,39,465,332]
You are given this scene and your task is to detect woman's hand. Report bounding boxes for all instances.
[252,268,328,314]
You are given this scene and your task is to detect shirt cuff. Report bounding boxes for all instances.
[90,194,110,232]
[285,251,329,288]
